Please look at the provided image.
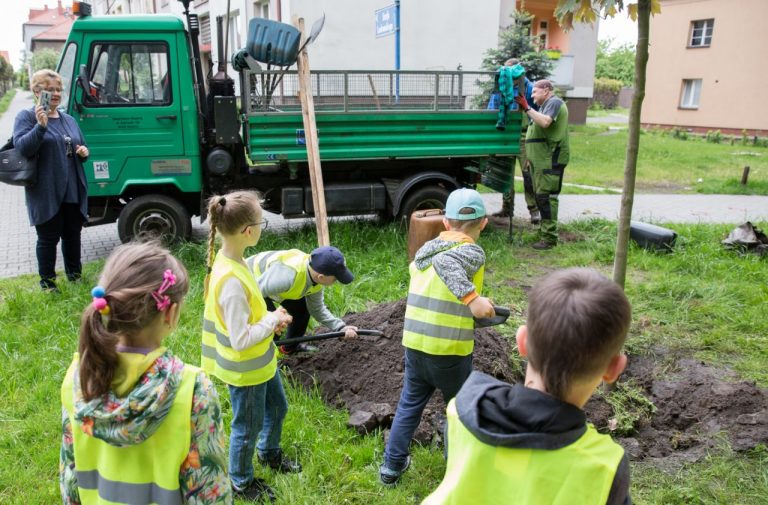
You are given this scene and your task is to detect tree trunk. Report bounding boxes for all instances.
[612,0,650,289]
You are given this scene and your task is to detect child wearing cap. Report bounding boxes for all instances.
[247,246,358,354]
[422,268,632,504]
[380,188,496,486]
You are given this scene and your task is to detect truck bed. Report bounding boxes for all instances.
[242,70,521,164]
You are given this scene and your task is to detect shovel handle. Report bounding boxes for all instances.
[274,329,384,346]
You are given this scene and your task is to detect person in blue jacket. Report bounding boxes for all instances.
[13,69,89,292]
[487,60,539,224]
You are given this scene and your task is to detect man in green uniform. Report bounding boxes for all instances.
[515,79,570,250]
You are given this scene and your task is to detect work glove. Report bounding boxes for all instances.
[514,94,530,112]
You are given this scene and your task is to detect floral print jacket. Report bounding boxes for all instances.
[60,349,233,504]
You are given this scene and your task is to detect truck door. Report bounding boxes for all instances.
[78,35,184,185]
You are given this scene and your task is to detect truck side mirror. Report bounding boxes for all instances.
[77,64,98,105]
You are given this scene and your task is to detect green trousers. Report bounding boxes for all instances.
[528,157,566,244]
[500,135,537,215]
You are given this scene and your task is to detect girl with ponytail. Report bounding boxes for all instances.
[60,242,232,504]
[201,191,295,502]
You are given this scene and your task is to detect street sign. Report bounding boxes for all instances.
[375,4,396,38]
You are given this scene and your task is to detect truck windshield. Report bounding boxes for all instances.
[57,42,78,111]
[87,42,171,106]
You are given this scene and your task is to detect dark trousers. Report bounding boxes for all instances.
[383,348,473,472]
[266,297,311,349]
[34,203,83,287]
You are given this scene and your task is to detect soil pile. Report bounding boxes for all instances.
[281,299,517,443]
[282,302,768,468]
[584,351,768,467]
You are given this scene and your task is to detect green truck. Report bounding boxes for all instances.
[57,1,520,242]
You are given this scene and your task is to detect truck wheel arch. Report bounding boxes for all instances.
[392,171,459,219]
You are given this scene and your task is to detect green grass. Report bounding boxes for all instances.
[0,88,18,116]
[566,125,768,195]
[1,220,767,503]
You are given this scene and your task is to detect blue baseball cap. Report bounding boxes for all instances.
[445,188,486,220]
[309,246,354,284]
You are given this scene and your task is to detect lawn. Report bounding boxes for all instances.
[556,125,768,195]
[1,219,766,504]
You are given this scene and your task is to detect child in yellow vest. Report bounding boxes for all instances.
[201,190,295,502]
[60,242,232,504]
[380,188,496,485]
[423,268,632,505]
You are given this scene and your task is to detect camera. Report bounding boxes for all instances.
[39,90,53,114]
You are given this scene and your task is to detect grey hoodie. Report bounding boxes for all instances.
[414,232,485,300]
[453,371,631,505]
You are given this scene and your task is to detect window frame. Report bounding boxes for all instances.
[84,40,172,108]
[679,79,703,110]
[688,19,714,48]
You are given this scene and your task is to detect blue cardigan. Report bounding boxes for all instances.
[13,108,88,226]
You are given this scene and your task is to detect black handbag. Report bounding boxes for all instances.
[0,137,38,187]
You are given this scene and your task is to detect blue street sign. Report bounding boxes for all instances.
[375,4,396,38]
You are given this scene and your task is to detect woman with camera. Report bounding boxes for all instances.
[13,69,89,292]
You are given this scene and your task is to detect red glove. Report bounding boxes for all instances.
[514,94,530,112]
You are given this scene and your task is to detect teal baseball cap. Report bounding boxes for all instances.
[510,63,526,79]
[445,188,486,220]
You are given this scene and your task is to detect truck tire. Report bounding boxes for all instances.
[398,186,450,222]
[117,194,192,244]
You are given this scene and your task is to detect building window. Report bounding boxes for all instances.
[689,19,714,47]
[255,0,269,19]
[680,79,702,109]
[200,15,211,47]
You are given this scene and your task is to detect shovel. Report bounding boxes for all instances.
[274,328,384,347]
[473,306,511,328]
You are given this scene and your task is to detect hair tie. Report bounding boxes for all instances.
[91,286,110,317]
[219,197,226,206]
[151,269,177,312]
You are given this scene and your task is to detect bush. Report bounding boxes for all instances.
[706,129,722,144]
[591,77,623,109]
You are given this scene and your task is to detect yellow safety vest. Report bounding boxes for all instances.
[202,252,277,386]
[423,399,625,505]
[60,355,196,505]
[246,249,323,301]
[402,243,484,356]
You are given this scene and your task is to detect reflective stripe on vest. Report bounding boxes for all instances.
[248,249,323,301]
[60,356,197,505]
[423,399,625,505]
[202,252,277,386]
[402,243,484,356]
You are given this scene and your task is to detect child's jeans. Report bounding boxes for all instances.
[228,371,288,489]
[383,348,473,472]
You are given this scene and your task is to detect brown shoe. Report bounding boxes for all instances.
[532,240,556,250]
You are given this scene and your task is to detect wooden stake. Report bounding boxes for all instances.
[294,16,330,247]
[367,74,381,111]
[741,166,750,186]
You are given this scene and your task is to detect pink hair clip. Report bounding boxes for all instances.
[151,269,177,312]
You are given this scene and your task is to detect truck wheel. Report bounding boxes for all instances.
[398,186,450,222]
[118,195,191,244]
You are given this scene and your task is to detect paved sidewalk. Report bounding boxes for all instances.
[1,90,766,279]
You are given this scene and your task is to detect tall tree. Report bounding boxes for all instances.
[555,0,660,288]
[595,39,635,86]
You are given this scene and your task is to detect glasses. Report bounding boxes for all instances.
[241,219,268,233]
[44,87,63,93]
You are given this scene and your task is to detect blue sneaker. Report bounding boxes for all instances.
[379,456,411,486]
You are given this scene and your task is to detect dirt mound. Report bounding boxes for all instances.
[584,351,768,468]
[281,299,517,443]
[282,302,768,467]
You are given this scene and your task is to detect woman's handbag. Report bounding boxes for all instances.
[0,137,38,187]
